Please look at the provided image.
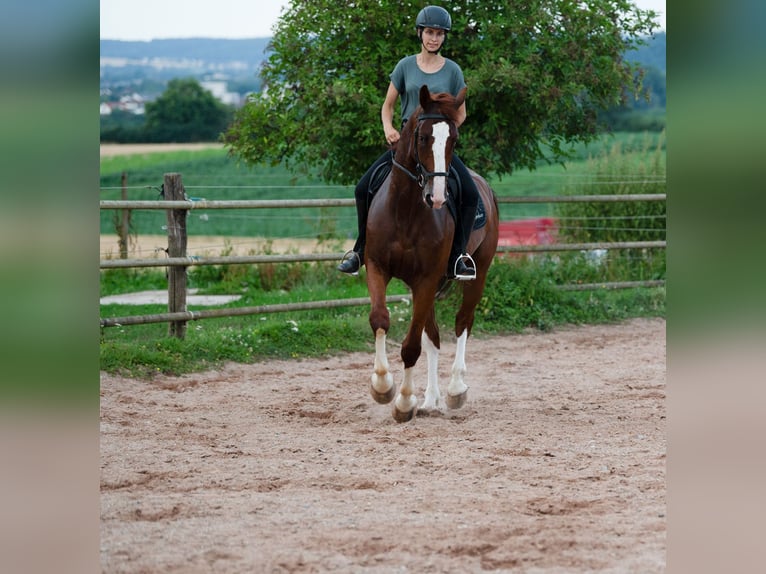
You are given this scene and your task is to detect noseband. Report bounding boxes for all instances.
[392,113,453,200]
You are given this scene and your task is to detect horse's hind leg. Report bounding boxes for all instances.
[447,329,469,409]
[447,272,488,409]
[420,312,443,412]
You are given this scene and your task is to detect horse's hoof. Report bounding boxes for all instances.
[370,381,396,404]
[446,390,468,409]
[393,404,417,423]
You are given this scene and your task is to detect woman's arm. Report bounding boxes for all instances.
[381,82,401,145]
[455,101,466,128]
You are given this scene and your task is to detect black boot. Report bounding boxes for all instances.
[337,250,362,275]
[448,250,476,280]
[338,171,373,276]
[448,154,479,281]
[447,207,477,281]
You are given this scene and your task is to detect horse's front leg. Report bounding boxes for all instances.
[370,326,395,404]
[390,324,423,423]
[393,364,419,423]
[367,265,395,404]
[393,291,439,422]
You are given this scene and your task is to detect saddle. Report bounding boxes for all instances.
[368,161,486,231]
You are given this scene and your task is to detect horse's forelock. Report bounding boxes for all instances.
[423,92,461,123]
[400,92,460,142]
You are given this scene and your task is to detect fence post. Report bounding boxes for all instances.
[164,173,188,339]
[118,171,130,259]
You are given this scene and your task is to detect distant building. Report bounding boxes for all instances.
[100,93,146,116]
[200,81,241,106]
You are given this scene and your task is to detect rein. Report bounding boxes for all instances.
[392,112,452,191]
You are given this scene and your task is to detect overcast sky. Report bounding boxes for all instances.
[100,0,665,41]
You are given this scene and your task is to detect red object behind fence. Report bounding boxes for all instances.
[497,217,558,251]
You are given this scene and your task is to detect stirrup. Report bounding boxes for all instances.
[453,253,477,281]
[337,250,362,276]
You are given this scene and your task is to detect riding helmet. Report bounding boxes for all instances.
[415,6,452,31]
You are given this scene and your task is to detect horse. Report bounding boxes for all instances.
[364,85,499,423]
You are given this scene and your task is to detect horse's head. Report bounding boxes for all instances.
[396,85,466,210]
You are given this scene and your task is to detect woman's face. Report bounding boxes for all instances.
[420,27,446,51]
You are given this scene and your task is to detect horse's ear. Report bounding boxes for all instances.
[419,84,431,108]
[454,87,467,109]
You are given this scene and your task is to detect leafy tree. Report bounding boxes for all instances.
[225,1,659,184]
[145,78,232,142]
[598,64,665,131]
[100,109,146,143]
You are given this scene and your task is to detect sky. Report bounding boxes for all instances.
[100,0,665,41]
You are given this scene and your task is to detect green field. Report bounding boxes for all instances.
[100,131,666,240]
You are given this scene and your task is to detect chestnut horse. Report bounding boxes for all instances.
[364,85,499,423]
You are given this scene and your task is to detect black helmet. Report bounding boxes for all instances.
[415,6,452,32]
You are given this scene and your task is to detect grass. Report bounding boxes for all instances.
[100,132,666,378]
[100,256,665,378]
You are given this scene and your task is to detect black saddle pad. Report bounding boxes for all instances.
[446,167,486,231]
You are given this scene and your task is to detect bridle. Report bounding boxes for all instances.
[392,112,454,206]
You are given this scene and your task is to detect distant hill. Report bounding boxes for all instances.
[100,38,272,68]
[100,33,665,99]
[100,38,273,96]
[626,32,665,73]
[100,32,664,77]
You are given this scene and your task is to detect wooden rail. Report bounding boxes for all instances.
[99,174,666,337]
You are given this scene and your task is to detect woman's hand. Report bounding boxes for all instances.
[384,126,400,145]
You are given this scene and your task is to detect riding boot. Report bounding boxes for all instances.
[446,154,479,280]
[337,182,369,275]
[337,235,365,275]
[337,249,363,275]
[446,199,478,280]
[447,243,476,281]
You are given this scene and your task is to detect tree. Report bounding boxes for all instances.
[145,78,232,142]
[225,1,659,184]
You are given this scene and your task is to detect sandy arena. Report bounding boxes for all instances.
[100,317,665,572]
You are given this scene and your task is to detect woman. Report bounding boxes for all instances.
[337,5,479,281]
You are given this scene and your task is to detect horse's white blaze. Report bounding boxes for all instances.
[371,328,393,393]
[420,331,442,410]
[429,121,450,209]
[448,330,469,397]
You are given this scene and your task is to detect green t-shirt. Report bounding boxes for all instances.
[389,55,466,124]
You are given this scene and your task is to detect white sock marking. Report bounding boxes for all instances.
[448,330,469,397]
[421,331,442,410]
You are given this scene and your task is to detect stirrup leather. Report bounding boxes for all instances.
[453,253,477,281]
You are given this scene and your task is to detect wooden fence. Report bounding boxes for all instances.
[100,173,666,337]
